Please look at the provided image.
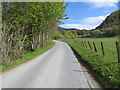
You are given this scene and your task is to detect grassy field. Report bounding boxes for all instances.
[0,42,55,72]
[76,36,118,62]
[62,36,120,88]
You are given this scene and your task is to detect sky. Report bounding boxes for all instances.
[59,0,119,30]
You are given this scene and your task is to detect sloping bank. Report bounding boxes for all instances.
[0,42,55,72]
[62,40,120,89]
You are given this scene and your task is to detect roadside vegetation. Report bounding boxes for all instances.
[52,30,78,39]
[62,37,120,88]
[0,42,55,72]
[0,2,67,71]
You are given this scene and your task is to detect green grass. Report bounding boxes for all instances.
[62,37,120,88]
[0,42,55,72]
[76,37,118,61]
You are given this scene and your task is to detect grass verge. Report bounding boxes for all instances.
[62,40,120,88]
[0,42,55,72]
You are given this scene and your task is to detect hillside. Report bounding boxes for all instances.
[96,10,120,29]
[77,10,120,38]
[58,10,120,38]
[58,26,80,31]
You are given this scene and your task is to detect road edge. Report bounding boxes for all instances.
[0,42,56,74]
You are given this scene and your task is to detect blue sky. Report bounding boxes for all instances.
[60,0,119,30]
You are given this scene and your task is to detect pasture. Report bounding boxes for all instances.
[76,36,118,62]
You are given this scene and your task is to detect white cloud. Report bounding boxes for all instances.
[91,2,117,8]
[65,0,119,8]
[86,0,119,2]
[60,14,110,30]
[82,14,109,24]
[88,0,119,8]
[65,0,119,2]
[60,24,98,30]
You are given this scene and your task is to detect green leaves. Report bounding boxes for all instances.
[1,2,67,64]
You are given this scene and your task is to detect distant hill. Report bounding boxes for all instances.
[95,10,120,29]
[77,10,120,38]
[59,10,120,38]
[58,26,80,31]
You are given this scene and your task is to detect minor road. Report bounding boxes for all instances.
[1,40,101,88]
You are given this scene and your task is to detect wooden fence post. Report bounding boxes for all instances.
[93,42,97,52]
[82,41,84,46]
[101,42,105,56]
[88,41,92,50]
[84,41,87,48]
[116,41,120,63]
[81,41,83,46]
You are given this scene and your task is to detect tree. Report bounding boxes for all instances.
[1,2,67,63]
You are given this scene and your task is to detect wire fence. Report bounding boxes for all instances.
[80,40,120,63]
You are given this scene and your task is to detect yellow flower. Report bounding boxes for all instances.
[109,76,112,78]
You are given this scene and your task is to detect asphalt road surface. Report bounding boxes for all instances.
[1,40,101,88]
